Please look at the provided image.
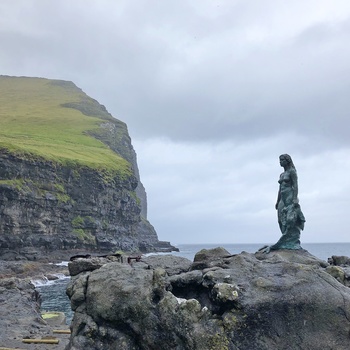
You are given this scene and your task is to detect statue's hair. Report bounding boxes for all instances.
[280,154,296,170]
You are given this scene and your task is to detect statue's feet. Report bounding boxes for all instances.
[258,245,271,254]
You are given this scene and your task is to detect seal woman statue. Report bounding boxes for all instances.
[262,154,306,253]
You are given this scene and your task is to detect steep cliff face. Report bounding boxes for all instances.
[0,76,174,259]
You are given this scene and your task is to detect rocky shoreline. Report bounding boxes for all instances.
[2,248,350,350]
[66,248,350,350]
[0,248,176,349]
[0,259,71,349]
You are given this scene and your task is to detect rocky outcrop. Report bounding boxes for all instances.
[0,77,175,259]
[0,277,50,346]
[66,248,350,350]
[0,260,72,349]
[326,255,350,287]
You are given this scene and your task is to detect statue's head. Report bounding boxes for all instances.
[279,154,295,169]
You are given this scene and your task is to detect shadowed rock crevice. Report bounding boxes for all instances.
[168,279,239,316]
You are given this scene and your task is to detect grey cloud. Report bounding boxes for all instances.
[2,2,350,146]
[135,138,350,243]
[1,0,350,243]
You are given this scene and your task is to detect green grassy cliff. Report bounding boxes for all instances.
[0,76,131,176]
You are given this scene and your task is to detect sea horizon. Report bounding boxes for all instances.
[169,242,350,262]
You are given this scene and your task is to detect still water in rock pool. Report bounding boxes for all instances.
[35,277,73,325]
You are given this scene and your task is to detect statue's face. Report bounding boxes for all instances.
[279,156,288,167]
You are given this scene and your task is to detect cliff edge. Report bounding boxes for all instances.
[0,76,175,259]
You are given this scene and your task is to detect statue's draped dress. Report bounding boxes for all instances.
[271,168,305,250]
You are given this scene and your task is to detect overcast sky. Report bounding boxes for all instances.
[1,0,350,245]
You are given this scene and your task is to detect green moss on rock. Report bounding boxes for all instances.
[72,229,96,244]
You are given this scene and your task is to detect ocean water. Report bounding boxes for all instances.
[36,242,350,325]
[170,242,350,262]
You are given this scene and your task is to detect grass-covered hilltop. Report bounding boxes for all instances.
[0,76,175,260]
[0,76,129,173]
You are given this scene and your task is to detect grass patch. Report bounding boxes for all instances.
[0,178,73,203]
[72,229,96,244]
[54,183,65,192]
[53,183,71,203]
[0,76,131,177]
[56,192,71,203]
[72,216,84,228]
[0,179,25,190]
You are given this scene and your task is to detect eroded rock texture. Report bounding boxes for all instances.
[66,248,350,350]
[0,152,143,255]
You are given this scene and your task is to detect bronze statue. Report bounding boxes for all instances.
[262,154,305,253]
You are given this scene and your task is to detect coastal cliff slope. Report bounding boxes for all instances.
[0,76,174,259]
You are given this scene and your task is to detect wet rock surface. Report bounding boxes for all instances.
[66,249,350,350]
[0,260,71,349]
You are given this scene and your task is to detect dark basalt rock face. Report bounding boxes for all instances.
[0,152,142,258]
[66,249,350,350]
[0,154,175,260]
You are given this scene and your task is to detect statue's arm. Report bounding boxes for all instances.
[290,169,299,203]
[275,188,281,209]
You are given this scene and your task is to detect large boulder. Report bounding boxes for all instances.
[66,249,350,350]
